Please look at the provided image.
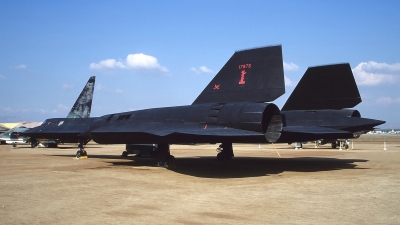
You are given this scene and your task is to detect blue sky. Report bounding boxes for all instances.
[0,1,399,128]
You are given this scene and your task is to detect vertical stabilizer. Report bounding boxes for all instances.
[282,63,361,111]
[192,45,285,104]
[67,76,96,118]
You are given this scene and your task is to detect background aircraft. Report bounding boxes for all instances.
[0,122,43,146]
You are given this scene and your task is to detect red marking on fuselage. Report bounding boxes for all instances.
[204,124,207,129]
[239,70,247,84]
[214,84,220,90]
[238,64,252,69]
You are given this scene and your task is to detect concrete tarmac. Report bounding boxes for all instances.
[1,135,399,224]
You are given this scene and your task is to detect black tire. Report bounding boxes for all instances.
[168,155,175,164]
[167,155,176,169]
[122,151,128,157]
[157,160,167,167]
[47,143,58,148]
[217,152,225,161]
[331,142,337,149]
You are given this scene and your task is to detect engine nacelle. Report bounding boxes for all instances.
[216,102,282,142]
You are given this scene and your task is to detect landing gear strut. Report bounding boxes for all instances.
[30,138,38,148]
[156,143,175,168]
[76,142,87,158]
[216,142,234,161]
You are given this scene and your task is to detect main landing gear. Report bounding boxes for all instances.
[156,143,175,168]
[331,140,349,150]
[216,142,234,161]
[76,142,88,159]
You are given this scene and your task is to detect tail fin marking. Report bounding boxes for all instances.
[67,76,96,118]
[192,46,285,105]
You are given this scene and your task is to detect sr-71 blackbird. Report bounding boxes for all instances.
[23,46,384,166]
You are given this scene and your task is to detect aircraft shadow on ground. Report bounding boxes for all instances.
[170,157,368,178]
[14,146,102,150]
[78,155,368,179]
[56,146,103,150]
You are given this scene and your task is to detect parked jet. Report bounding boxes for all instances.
[23,76,96,148]
[0,127,29,146]
[22,46,385,166]
[88,45,385,165]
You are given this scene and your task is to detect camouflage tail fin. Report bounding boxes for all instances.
[67,76,95,118]
[282,63,361,111]
[192,45,285,104]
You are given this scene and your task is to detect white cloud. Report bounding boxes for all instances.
[375,97,400,105]
[126,53,168,72]
[283,62,299,72]
[90,59,126,70]
[62,84,74,89]
[199,66,213,73]
[284,76,293,87]
[190,66,213,74]
[352,61,400,86]
[15,64,27,69]
[90,53,168,73]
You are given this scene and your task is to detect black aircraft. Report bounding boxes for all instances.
[24,76,96,148]
[88,45,384,165]
[23,46,384,166]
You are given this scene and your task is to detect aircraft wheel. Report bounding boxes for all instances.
[217,152,224,161]
[12,143,17,147]
[76,149,87,158]
[331,142,337,149]
[157,160,167,167]
[217,152,232,161]
[47,143,58,148]
[122,151,128,157]
[167,155,176,169]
